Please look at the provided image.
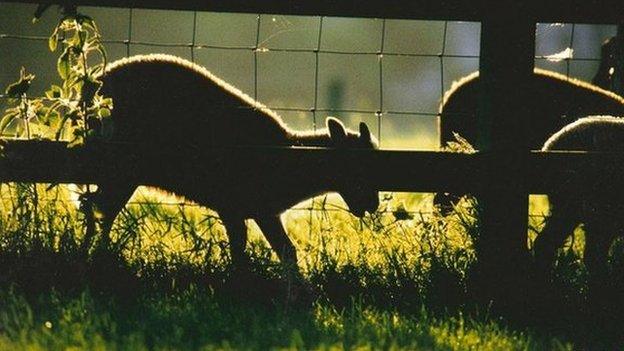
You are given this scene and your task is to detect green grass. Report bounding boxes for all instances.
[0,287,572,350]
[0,182,619,350]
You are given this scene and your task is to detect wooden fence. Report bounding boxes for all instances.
[3,0,624,315]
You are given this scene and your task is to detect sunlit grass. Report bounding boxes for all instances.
[0,182,602,349]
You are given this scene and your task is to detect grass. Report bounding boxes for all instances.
[0,287,572,350]
[0,182,620,350]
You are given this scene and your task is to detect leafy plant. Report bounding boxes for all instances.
[0,6,112,146]
[443,132,475,154]
[0,7,114,257]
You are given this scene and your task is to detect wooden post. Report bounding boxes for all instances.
[472,7,535,316]
[613,24,624,95]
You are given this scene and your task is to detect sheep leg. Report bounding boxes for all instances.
[533,202,578,277]
[255,214,298,271]
[584,222,613,280]
[256,214,313,303]
[583,218,616,314]
[88,182,136,251]
[219,213,250,268]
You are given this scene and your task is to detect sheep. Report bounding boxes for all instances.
[534,116,624,290]
[439,69,624,149]
[92,54,379,271]
[435,69,624,213]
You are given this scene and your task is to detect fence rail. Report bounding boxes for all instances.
[5,0,624,23]
[1,140,621,195]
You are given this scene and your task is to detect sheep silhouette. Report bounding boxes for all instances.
[439,69,624,149]
[435,69,624,213]
[93,54,379,270]
[535,116,624,286]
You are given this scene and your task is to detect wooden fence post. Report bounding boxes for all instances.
[613,24,624,95]
[473,7,535,316]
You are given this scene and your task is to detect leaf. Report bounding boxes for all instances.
[97,108,110,118]
[48,35,57,52]
[100,98,113,108]
[96,46,108,66]
[48,28,59,52]
[57,49,71,80]
[45,109,61,126]
[36,102,60,126]
[5,67,35,97]
[5,80,32,97]
[66,31,81,48]
[54,114,70,140]
[64,75,80,90]
[0,111,20,135]
[45,85,63,99]
[35,107,50,124]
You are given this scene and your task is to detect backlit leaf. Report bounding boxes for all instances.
[48,33,58,52]
[57,49,71,80]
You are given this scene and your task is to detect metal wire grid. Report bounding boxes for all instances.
[0,15,610,130]
[0,190,552,223]
[0,16,466,111]
[0,18,611,140]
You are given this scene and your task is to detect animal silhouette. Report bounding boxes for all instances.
[435,69,624,213]
[93,54,379,269]
[535,116,624,285]
[439,68,624,149]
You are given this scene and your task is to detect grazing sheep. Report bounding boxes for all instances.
[435,69,624,213]
[439,69,624,149]
[94,54,379,270]
[534,116,624,285]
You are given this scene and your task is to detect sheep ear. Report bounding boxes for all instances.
[326,117,346,141]
[359,122,371,142]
